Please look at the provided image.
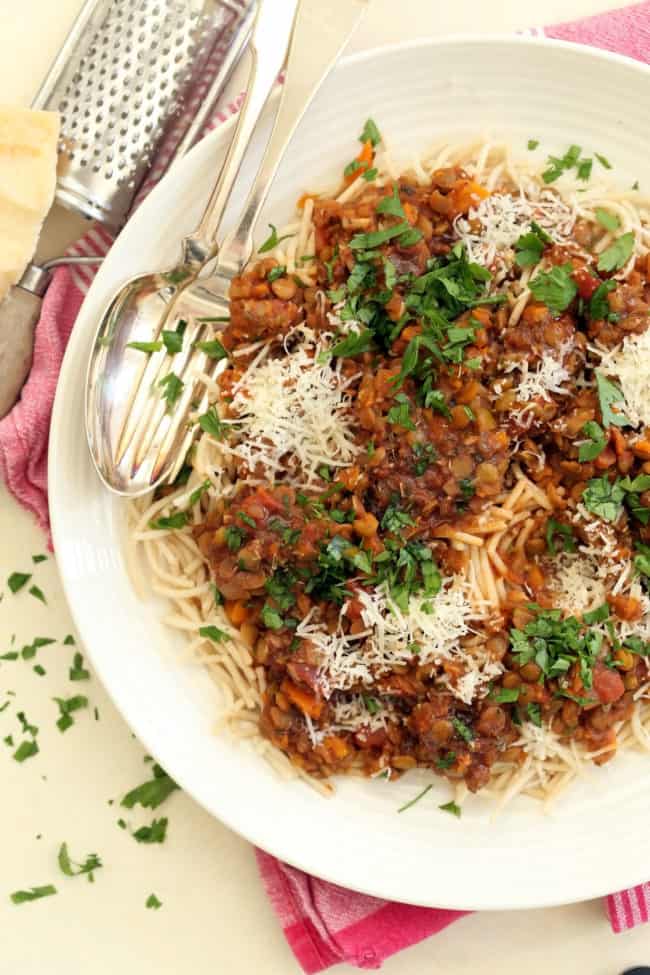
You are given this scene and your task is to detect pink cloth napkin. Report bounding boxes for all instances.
[2,3,650,969]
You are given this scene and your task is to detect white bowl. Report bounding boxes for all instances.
[50,36,650,910]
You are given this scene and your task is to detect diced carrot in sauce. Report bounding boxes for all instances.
[282,679,323,719]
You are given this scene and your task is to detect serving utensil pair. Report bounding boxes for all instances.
[86,0,368,497]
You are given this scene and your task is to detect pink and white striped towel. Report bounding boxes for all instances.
[2,3,650,969]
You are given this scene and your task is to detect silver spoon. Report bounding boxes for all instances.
[86,0,368,497]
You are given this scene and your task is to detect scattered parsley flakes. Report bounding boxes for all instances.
[148,512,188,531]
[158,372,184,410]
[133,817,168,844]
[13,740,39,762]
[21,637,55,660]
[10,885,57,904]
[8,572,31,594]
[28,585,46,604]
[596,372,628,428]
[359,118,382,147]
[595,208,621,232]
[597,232,635,273]
[53,695,88,733]
[198,406,227,440]
[121,763,179,811]
[529,263,577,314]
[127,340,163,353]
[527,139,539,150]
[376,183,405,219]
[69,653,90,682]
[452,717,473,742]
[198,625,228,643]
[589,279,617,321]
[63,635,75,646]
[146,893,163,910]
[545,517,576,556]
[489,686,520,704]
[161,320,186,356]
[595,152,612,170]
[58,842,102,882]
[527,703,542,727]
[578,421,607,462]
[258,223,294,254]
[397,784,432,813]
[31,554,47,564]
[439,800,461,818]
[195,338,228,360]
[582,475,625,522]
[33,665,46,676]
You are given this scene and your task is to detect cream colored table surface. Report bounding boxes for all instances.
[2,1,650,973]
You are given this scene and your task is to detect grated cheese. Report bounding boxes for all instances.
[549,552,607,615]
[299,579,501,705]
[453,188,575,270]
[228,326,360,486]
[597,328,650,429]
[509,342,573,405]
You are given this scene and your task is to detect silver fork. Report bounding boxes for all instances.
[86,0,368,496]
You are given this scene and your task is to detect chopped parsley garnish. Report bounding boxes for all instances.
[527,139,539,150]
[541,144,586,183]
[146,893,163,910]
[133,817,168,844]
[634,541,650,580]
[387,393,415,431]
[158,372,184,410]
[438,800,461,818]
[188,479,211,507]
[330,328,374,359]
[58,842,102,882]
[397,783,432,813]
[578,420,607,462]
[597,232,635,273]
[545,518,576,555]
[195,337,228,360]
[148,512,188,531]
[10,885,57,904]
[510,605,603,690]
[258,223,294,253]
[452,717,473,742]
[198,625,228,643]
[224,525,246,552]
[514,222,551,267]
[363,695,380,715]
[21,637,55,660]
[32,554,47,564]
[376,183,405,219]
[458,478,475,503]
[13,740,39,762]
[161,320,186,355]
[577,158,593,181]
[349,221,414,251]
[121,763,179,810]
[527,703,542,727]
[582,475,625,522]
[261,604,284,630]
[267,265,287,283]
[359,118,382,147]
[362,167,378,182]
[237,510,257,528]
[595,152,612,170]
[589,280,616,320]
[412,442,436,476]
[54,695,88,732]
[595,208,621,232]
[29,585,46,604]
[127,340,163,353]
[63,634,75,646]
[435,752,456,769]
[8,572,31,594]
[596,372,630,427]
[529,263,577,314]
[198,406,228,440]
[489,686,520,704]
[33,665,46,676]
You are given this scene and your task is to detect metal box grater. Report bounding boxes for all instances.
[32,0,254,230]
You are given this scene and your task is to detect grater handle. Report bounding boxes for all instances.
[182,0,301,267]
[0,286,42,419]
[214,0,369,278]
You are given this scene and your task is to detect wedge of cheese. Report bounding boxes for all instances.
[0,106,59,303]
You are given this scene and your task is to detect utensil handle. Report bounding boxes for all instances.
[182,0,301,266]
[214,0,368,278]
[0,286,42,419]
